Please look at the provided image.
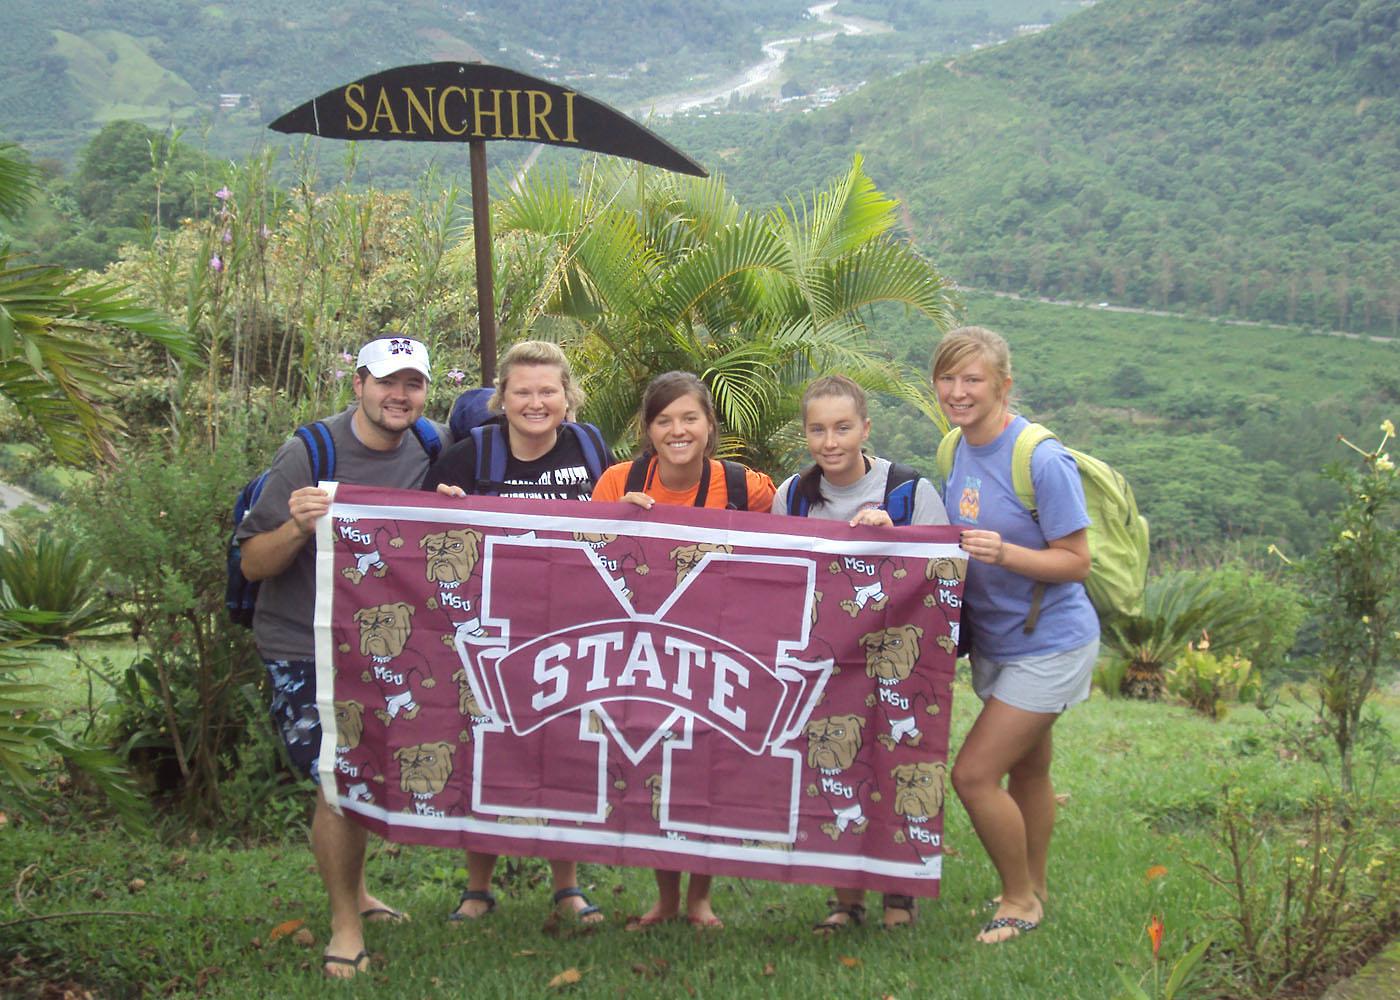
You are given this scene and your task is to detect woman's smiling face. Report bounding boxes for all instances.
[647,391,712,473]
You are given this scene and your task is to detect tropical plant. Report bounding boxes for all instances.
[0,142,193,463]
[494,155,958,469]
[0,530,118,643]
[1100,570,1278,700]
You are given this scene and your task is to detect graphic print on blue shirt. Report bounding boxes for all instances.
[957,475,982,523]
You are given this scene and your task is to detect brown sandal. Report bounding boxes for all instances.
[813,899,867,934]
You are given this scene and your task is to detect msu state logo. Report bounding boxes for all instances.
[453,535,833,842]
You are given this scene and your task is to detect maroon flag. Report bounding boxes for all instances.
[314,485,966,897]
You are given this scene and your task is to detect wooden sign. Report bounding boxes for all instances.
[269,61,706,177]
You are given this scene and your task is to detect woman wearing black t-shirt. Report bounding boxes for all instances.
[422,340,613,925]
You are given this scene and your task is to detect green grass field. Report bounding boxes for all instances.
[4,655,1396,999]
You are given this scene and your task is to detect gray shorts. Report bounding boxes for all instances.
[970,638,1099,715]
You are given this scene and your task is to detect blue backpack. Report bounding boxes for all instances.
[470,421,611,497]
[784,461,922,525]
[225,418,442,627]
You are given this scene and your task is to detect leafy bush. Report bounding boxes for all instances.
[1187,788,1400,998]
[1164,644,1258,720]
[73,438,270,823]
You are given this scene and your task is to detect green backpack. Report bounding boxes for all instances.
[936,423,1149,630]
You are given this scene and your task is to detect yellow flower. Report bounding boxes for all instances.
[1377,454,1394,472]
[1382,419,1395,437]
[1340,530,1357,541]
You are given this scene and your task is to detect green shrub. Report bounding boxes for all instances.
[1164,644,1259,720]
[73,438,270,823]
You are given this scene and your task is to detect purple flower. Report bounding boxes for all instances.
[332,368,348,381]
[341,351,355,363]
[209,255,224,273]
[214,186,232,201]
[221,229,232,245]
[446,369,467,385]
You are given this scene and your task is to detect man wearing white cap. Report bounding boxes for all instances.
[236,335,447,979]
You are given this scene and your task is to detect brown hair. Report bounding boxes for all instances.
[639,371,717,458]
[489,340,585,418]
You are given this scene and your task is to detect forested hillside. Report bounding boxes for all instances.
[669,0,1400,334]
[1,0,808,164]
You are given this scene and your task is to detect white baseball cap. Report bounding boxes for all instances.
[356,337,432,381]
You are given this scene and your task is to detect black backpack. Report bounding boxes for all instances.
[225,418,442,627]
[624,456,749,511]
[784,461,922,525]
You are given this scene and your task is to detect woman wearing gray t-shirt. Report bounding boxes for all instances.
[773,374,949,931]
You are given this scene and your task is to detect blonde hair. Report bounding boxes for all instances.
[931,326,1012,384]
[489,340,585,418]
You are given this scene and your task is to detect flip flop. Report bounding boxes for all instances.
[360,906,409,923]
[688,914,724,929]
[552,886,604,923]
[448,889,497,922]
[978,916,1039,942]
[322,950,370,979]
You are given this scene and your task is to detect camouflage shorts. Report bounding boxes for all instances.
[264,658,321,782]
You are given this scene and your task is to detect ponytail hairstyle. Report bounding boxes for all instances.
[638,371,718,458]
[795,374,869,507]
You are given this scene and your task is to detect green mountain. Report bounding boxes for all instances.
[668,0,1400,335]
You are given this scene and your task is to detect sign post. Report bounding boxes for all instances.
[269,62,707,382]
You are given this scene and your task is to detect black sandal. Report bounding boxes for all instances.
[447,888,497,921]
[813,898,866,934]
[552,886,604,922]
[880,893,917,929]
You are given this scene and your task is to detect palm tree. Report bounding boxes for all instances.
[494,155,957,469]
[0,143,191,463]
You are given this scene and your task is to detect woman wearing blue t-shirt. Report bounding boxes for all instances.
[932,326,1099,944]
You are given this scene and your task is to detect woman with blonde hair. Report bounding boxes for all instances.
[424,339,613,925]
[932,326,1098,943]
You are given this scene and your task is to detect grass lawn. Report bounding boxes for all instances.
[2,669,1397,999]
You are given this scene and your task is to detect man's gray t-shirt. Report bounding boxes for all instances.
[235,407,449,660]
[772,456,949,525]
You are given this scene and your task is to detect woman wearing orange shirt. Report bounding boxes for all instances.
[591,371,775,928]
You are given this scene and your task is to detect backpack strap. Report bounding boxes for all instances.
[564,422,611,485]
[1010,422,1057,519]
[470,424,509,496]
[785,476,809,517]
[410,417,443,462]
[721,460,748,512]
[625,457,651,494]
[934,428,962,486]
[1010,423,1058,635]
[294,421,336,482]
[881,461,921,526]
